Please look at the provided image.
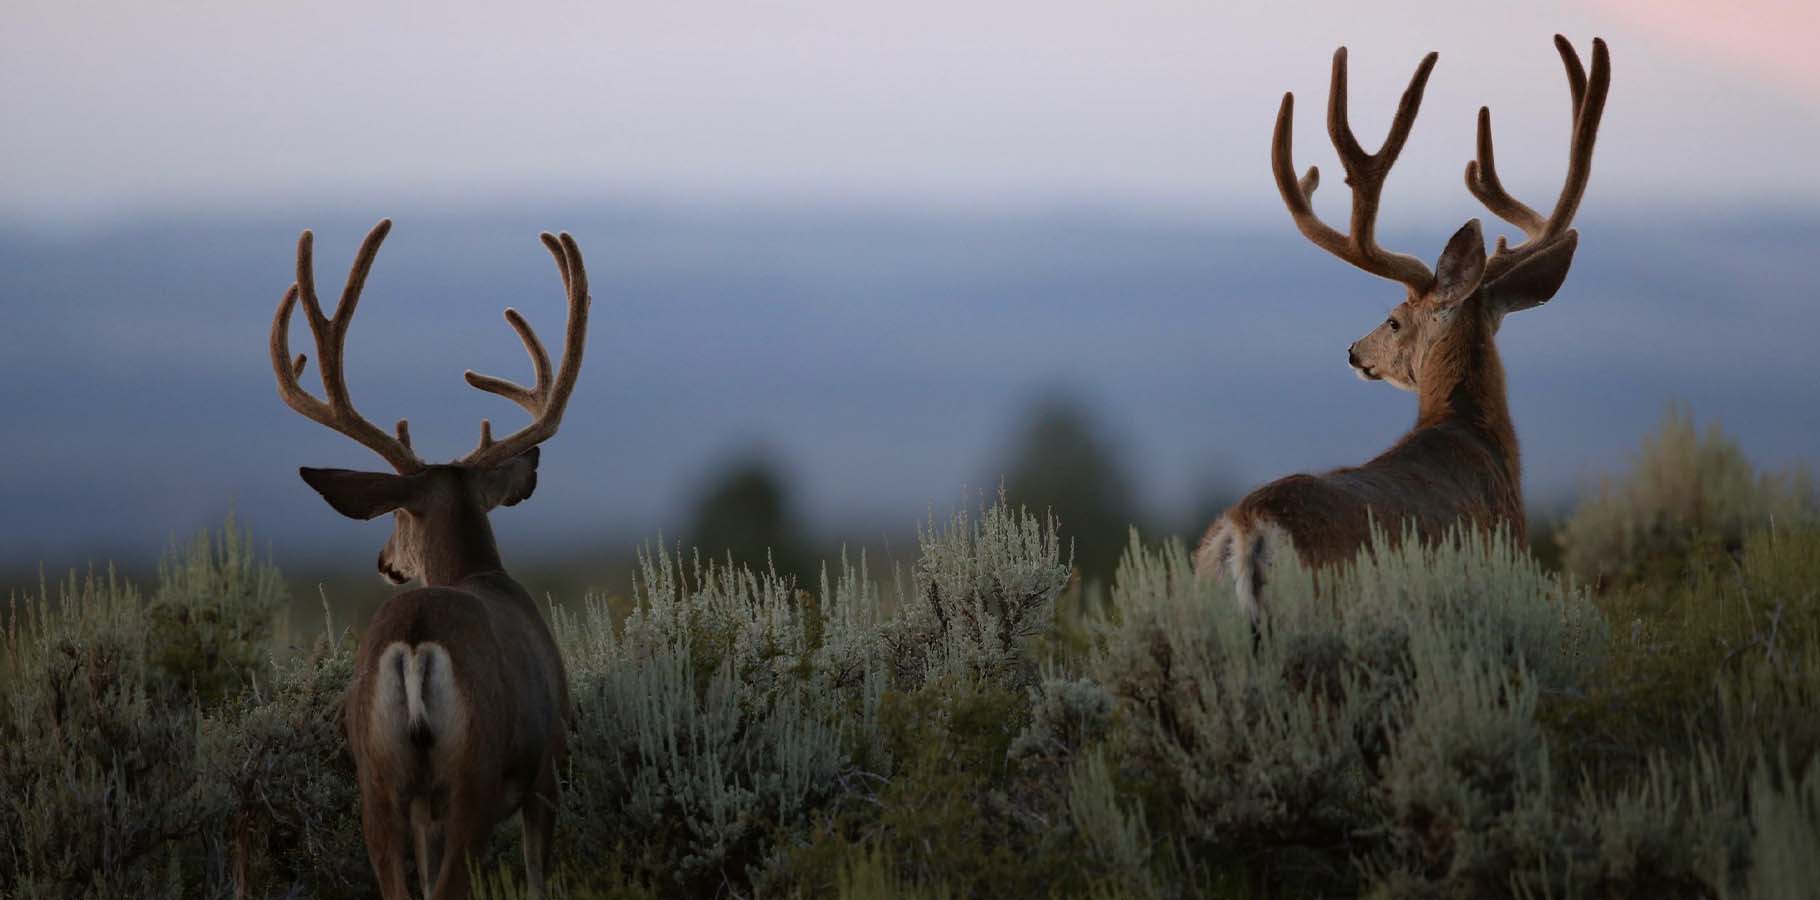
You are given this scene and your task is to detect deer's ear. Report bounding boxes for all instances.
[1430,219,1487,309]
[475,446,539,509]
[1486,230,1578,315]
[299,468,421,520]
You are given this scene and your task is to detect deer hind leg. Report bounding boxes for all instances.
[411,796,444,899]
[521,761,560,898]
[428,787,495,900]
[359,784,413,900]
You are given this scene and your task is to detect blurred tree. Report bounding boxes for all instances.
[1182,458,1242,544]
[685,452,814,587]
[996,394,1141,584]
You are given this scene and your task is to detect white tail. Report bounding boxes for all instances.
[1195,518,1289,620]
[373,642,458,751]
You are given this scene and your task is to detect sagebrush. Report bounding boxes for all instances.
[5,418,1819,898]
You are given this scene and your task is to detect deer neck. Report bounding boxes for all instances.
[417,505,509,588]
[1414,310,1518,470]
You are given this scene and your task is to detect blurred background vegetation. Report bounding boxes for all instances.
[0,387,1215,638]
[6,399,1807,652]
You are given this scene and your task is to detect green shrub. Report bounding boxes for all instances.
[1552,525,1820,778]
[2,569,206,899]
[0,517,289,899]
[147,516,288,706]
[1558,405,1817,588]
[197,626,364,898]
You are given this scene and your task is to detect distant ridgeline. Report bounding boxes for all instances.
[5,209,1819,571]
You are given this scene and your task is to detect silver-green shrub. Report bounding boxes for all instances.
[1063,749,1157,893]
[1034,524,1609,894]
[10,459,1820,898]
[555,550,853,888]
[1750,750,1820,900]
[554,496,1070,894]
[882,500,1068,688]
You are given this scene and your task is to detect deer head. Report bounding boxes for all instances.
[270,220,591,586]
[1271,37,1610,393]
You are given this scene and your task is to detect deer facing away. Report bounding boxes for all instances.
[270,220,589,899]
[1196,36,1610,616]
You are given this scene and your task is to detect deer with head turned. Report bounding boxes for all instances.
[1196,36,1610,616]
[270,219,590,899]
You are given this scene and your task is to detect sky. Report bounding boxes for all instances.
[2,1,1818,581]
[3,0,1818,225]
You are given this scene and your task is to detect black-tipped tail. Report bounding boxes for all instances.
[408,714,435,750]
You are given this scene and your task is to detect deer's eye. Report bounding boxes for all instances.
[1387,317,1401,333]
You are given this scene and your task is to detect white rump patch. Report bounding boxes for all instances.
[369,641,464,763]
[1195,517,1294,619]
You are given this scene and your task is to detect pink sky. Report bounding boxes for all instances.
[1592,0,1820,97]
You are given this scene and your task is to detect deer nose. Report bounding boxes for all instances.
[1348,347,1361,367]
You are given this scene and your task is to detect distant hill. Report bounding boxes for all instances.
[3,203,1816,579]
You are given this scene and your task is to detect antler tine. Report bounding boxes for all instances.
[1465,106,1546,238]
[464,309,551,415]
[541,231,572,295]
[1272,48,1437,293]
[1326,48,1369,167]
[1380,52,1439,163]
[1476,36,1611,280]
[1556,33,1588,117]
[459,231,592,467]
[1273,96,1356,268]
[269,219,422,474]
[1543,36,1609,239]
[272,285,327,419]
[313,220,392,415]
[331,219,392,331]
[295,230,328,333]
[1297,165,1320,199]
[462,232,577,417]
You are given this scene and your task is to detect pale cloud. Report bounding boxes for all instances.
[1,0,1816,224]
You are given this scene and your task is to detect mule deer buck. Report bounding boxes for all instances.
[270,219,588,899]
[1197,36,1610,615]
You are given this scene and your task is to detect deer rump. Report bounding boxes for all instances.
[1199,424,1519,611]
[347,587,566,828]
